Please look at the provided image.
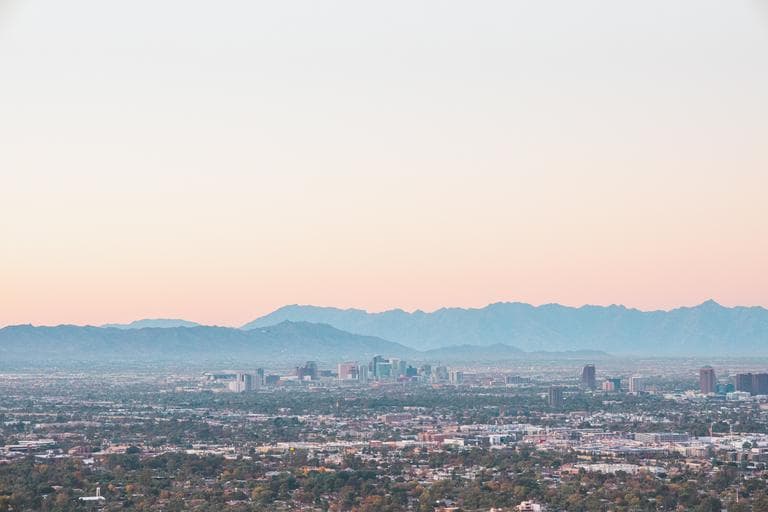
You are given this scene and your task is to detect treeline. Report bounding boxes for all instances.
[3,449,768,511]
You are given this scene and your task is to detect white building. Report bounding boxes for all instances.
[227,372,254,392]
[629,375,646,393]
[517,501,545,511]
[79,487,105,503]
[727,391,752,401]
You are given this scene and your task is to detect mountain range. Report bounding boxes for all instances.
[0,321,416,363]
[242,300,768,355]
[2,300,766,362]
[0,321,604,364]
[101,318,201,329]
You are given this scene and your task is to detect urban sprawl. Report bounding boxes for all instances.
[2,357,768,511]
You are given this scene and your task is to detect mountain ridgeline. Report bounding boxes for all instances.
[2,301,765,363]
[0,321,607,364]
[242,301,768,355]
[0,322,417,363]
[101,318,201,329]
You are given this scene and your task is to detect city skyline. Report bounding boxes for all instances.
[2,2,768,510]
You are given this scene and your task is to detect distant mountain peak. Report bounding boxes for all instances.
[101,318,201,329]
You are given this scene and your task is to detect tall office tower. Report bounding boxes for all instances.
[337,362,358,381]
[357,364,369,384]
[449,370,464,385]
[297,361,319,381]
[255,368,265,387]
[548,386,564,408]
[433,366,449,382]
[734,373,753,394]
[753,373,768,395]
[228,372,254,392]
[389,358,408,378]
[629,375,646,393]
[306,361,318,379]
[581,364,597,389]
[375,361,392,380]
[601,378,622,392]
[699,366,717,395]
[370,355,385,379]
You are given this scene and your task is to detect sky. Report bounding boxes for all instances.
[1,0,767,327]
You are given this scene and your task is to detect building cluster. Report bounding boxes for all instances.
[578,364,649,394]
[201,356,477,392]
[699,366,768,396]
[203,370,264,392]
[341,355,464,384]
[202,362,661,397]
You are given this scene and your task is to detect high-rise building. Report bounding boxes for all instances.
[433,366,449,383]
[389,358,402,377]
[629,375,646,393]
[297,361,318,381]
[734,373,753,395]
[375,361,392,379]
[752,373,768,395]
[337,362,358,381]
[581,364,596,389]
[357,364,369,384]
[389,358,408,378]
[602,377,621,392]
[601,378,621,392]
[227,372,254,392]
[255,368,265,387]
[699,366,716,395]
[548,386,564,408]
[370,355,385,378]
[449,370,464,385]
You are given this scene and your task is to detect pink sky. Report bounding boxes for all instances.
[2,0,767,327]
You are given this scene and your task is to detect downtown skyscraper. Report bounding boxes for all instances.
[699,366,716,395]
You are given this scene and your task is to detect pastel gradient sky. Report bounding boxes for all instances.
[1,0,767,327]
